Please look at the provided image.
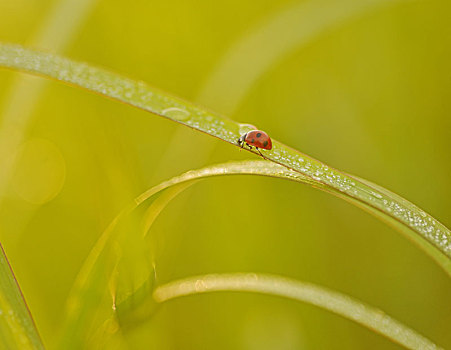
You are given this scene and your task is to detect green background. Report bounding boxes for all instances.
[0,0,450,349]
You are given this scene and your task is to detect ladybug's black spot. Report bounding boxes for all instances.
[263,140,268,147]
[256,133,262,138]
[251,139,255,143]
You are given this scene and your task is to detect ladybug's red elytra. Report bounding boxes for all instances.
[238,130,272,156]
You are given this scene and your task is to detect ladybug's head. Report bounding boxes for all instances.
[237,133,247,146]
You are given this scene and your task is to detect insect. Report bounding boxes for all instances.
[237,130,272,156]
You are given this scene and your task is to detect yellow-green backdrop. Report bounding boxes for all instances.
[0,0,450,349]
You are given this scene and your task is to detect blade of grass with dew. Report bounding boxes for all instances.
[0,43,449,271]
[104,160,451,323]
[0,244,44,350]
[153,0,414,179]
[153,273,443,350]
[64,160,444,349]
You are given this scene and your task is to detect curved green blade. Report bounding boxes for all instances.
[154,273,443,350]
[64,160,445,349]
[0,244,44,350]
[0,43,449,273]
[0,44,451,274]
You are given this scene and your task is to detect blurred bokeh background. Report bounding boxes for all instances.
[0,0,450,349]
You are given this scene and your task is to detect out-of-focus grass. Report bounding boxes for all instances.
[0,244,43,350]
[0,0,450,349]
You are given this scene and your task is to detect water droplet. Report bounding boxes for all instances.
[238,123,257,134]
[371,191,383,199]
[195,279,207,291]
[161,107,191,121]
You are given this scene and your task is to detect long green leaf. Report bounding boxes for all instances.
[0,244,44,350]
[103,160,450,318]
[65,160,445,348]
[153,273,443,350]
[0,43,449,273]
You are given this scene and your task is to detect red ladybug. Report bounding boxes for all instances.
[238,130,272,156]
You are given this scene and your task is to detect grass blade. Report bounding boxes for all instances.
[66,160,447,348]
[0,244,44,350]
[108,160,451,319]
[0,43,449,273]
[153,273,443,350]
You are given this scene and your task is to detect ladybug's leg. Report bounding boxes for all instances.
[256,147,264,157]
[246,143,253,150]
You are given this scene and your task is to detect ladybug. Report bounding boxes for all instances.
[238,130,272,156]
